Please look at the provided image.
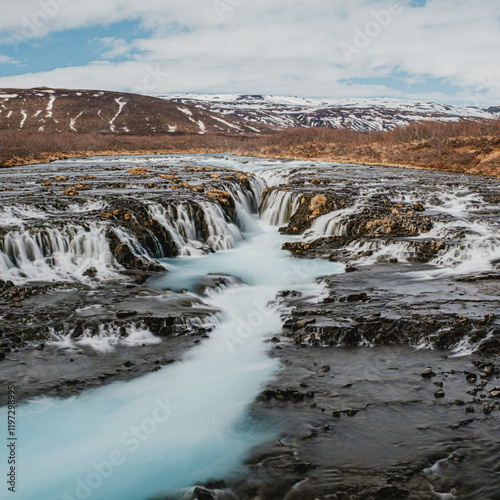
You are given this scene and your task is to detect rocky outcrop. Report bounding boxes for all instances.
[206,190,236,219]
[0,157,264,402]
[276,192,346,235]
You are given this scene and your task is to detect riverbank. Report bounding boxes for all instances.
[1,119,499,176]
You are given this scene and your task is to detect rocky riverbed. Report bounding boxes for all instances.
[233,161,500,500]
[1,155,499,500]
[0,155,261,403]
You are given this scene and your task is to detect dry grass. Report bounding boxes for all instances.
[238,119,500,176]
[0,131,246,167]
[2,119,500,176]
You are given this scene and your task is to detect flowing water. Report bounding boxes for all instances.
[1,154,500,499]
[0,155,341,500]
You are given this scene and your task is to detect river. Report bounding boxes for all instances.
[0,155,341,500]
[0,154,499,500]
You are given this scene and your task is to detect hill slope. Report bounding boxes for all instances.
[156,93,499,132]
[1,88,497,137]
[0,88,268,135]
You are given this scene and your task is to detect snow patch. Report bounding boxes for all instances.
[177,105,207,133]
[210,114,242,130]
[70,111,84,132]
[46,95,56,118]
[177,106,193,116]
[19,110,27,128]
[109,97,127,132]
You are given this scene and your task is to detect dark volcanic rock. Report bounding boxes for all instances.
[0,156,270,403]
[195,274,243,295]
[421,368,435,378]
[273,261,500,356]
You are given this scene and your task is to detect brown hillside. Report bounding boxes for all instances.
[0,88,269,135]
[0,116,499,178]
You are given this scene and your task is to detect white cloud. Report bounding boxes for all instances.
[0,55,19,64]
[0,0,498,105]
[96,37,132,59]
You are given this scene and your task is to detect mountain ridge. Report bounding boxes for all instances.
[0,88,269,135]
[0,88,497,136]
[156,93,499,133]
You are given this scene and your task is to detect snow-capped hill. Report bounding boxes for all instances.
[0,88,497,135]
[0,88,269,135]
[155,93,498,133]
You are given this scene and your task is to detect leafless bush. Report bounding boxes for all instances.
[1,118,500,175]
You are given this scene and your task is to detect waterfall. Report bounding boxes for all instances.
[303,200,364,239]
[147,202,244,256]
[5,185,342,500]
[48,323,162,353]
[0,224,121,284]
[0,175,266,283]
[199,201,243,251]
[259,190,301,226]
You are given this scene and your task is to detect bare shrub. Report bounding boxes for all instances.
[1,118,500,175]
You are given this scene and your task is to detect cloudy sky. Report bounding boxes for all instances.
[0,0,498,106]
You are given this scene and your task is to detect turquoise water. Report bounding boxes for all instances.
[0,155,342,500]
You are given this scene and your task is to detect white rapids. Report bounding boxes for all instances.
[0,155,342,500]
[1,154,499,499]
